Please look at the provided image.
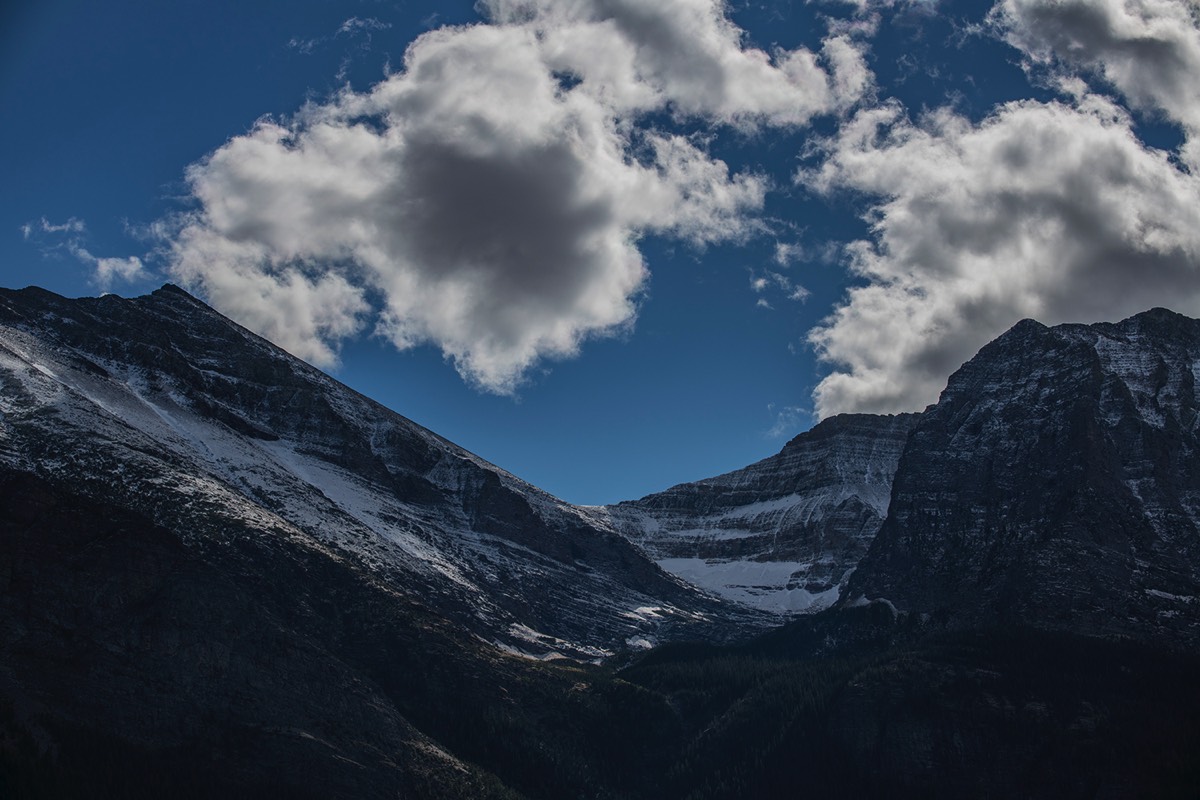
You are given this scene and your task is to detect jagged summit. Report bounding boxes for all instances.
[1119,305,1191,324]
[846,307,1200,648]
[151,281,194,296]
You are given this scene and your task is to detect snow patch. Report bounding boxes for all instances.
[656,557,842,614]
[506,624,614,661]
[1146,589,1196,604]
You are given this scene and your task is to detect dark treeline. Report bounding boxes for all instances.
[6,617,1200,799]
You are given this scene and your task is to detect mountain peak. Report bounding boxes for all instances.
[148,282,199,300]
[140,282,220,316]
[607,411,919,614]
[847,306,1200,648]
[0,282,755,660]
[1125,305,1189,323]
[1008,316,1048,334]
[1112,305,1199,341]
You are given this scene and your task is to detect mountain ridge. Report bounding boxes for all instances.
[0,283,766,660]
[4,285,1200,798]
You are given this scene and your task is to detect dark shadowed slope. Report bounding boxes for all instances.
[847,308,1200,648]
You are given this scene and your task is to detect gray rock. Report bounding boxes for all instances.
[847,308,1200,649]
[601,413,918,613]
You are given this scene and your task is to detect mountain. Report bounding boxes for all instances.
[598,413,919,613]
[0,285,761,662]
[4,288,1200,798]
[846,308,1200,648]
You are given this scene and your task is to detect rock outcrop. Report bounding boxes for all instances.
[847,309,1200,648]
[601,413,919,612]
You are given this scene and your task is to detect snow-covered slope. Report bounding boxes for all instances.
[595,414,918,614]
[0,285,762,659]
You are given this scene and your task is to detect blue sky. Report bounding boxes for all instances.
[4,0,1200,504]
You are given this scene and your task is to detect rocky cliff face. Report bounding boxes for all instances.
[847,309,1200,648]
[599,413,919,613]
[0,285,760,660]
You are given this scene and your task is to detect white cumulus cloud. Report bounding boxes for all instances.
[992,0,1200,163]
[92,255,147,289]
[804,94,1200,417]
[168,2,855,389]
[482,0,871,124]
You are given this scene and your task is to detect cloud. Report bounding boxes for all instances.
[167,225,367,365]
[804,93,1200,417]
[992,0,1200,164]
[828,0,941,18]
[749,269,809,307]
[91,255,147,288]
[287,36,321,55]
[168,2,852,388]
[482,0,871,124]
[766,403,811,438]
[21,216,86,239]
[773,242,806,265]
[21,217,146,289]
[289,16,391,55]
[338,17,390,36]
[68,242,147,290]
